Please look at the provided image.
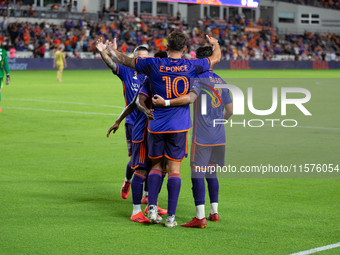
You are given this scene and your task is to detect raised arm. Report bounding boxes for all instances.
[96,38,118,73]
[106,38,137,70]
[107,96,138,137]
[152,91,198,107]
[206,35,221,67]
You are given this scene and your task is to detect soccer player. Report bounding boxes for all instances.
[106,32,221,227]
[96,38,149,200]
[106,51,168,224]
[53,46,67,82]
[0,43,10,112]
[152,46,233,228]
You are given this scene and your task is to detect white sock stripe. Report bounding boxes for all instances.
[196,204,205,219]
[210,202,218,214]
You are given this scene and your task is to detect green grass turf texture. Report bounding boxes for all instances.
[0,70,339,255]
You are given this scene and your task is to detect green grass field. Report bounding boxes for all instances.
[0,70,339,255]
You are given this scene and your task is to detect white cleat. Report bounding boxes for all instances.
[165,214,177,228]
[148,205,158,223]
[156,215,162,224]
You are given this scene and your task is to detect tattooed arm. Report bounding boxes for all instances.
[100,50,118,73]
[96,38,118,73]
[106,38,137,70]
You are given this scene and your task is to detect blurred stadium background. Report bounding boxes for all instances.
[0,1,339,255]
[1,0,339,63]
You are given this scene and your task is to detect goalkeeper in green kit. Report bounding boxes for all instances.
[0,45,10,112]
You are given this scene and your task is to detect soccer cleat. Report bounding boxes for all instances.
[120,181,131,199]
[148,205,158,223]
[157,205,167,215]
[155,214,162,224]
[165,214,177,228]
[144,203,167,215]
[207,213,220,222]
[130,211,151,223]
[141,196,148,204]
[181,217,207,228]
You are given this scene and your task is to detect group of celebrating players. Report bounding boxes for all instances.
[96,31,233,228]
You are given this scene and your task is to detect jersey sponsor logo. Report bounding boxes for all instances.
[131,82,140,92]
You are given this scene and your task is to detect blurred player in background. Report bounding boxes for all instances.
[106,32,221,227]
[152,46,233,228]
[0,42,10,112]
[53,46,67,82]
[96,38,149,201]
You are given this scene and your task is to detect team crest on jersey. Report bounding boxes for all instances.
[133,71,138,80]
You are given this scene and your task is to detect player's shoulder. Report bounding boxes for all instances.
[137,57,159,65]
[196,70,211,78]
[188,57,209,63]
[118,64,134,74]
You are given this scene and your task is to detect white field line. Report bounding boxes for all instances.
[1,106,119,116]
[3,98,125,109]
[2,100,340,131]
[289,242,340,255]
[263,124,340,131]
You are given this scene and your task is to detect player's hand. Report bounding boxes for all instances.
[107,38,117,51]
[107,122,120,137]
[96,37,107,52]
[5,74,10,85]
[206,35,219,46]
[145,109,154,120]
[152,94,165,107]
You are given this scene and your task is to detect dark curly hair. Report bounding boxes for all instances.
[196,46,213,59]
[167,31,186,52]
[154,50,168,58]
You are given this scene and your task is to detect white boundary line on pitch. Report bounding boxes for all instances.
[1,106,120,116]
[2,106,340,131]
[289,242,340,255]
[263,124,340,131]
[3,98,125,109]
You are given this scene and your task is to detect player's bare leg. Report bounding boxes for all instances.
[58,69,63,82]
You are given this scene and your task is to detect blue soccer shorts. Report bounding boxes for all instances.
[148,131,188,161]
